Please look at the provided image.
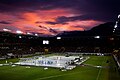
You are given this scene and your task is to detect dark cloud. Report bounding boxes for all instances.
[38,25,59,34]
[0,0,56,13]
[0,26,21,32]
[46,22,58,25]
[0,0,120,22]
[49,28,58,34]
[46,16,73,25]
[0,21,11,24]
[73,25,91,30]
[55,16,69,23]
[35,21,42,24]
[55,14,115,22]
[38,25,48,30]
[45,16,71,25]
[46,15,103,25]
[46,21,67,25]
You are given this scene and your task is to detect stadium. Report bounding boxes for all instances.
[0,19,120,80]
[0,16,120,80]
[0,1,120,80]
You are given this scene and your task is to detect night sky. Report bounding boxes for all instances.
[0,0,120,36]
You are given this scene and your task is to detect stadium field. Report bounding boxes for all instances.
[0,55,120,80]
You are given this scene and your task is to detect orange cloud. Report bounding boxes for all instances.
[67,20,103,30]
[0,9,104,35]
[12,9,77,34]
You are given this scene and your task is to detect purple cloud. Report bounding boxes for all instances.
[0,0,119,22]
[49,28,59,34]
[0,21,11,24]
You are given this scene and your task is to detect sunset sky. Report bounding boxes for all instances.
[0,0,120,36]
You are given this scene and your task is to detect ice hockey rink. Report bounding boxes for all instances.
[15,55,86,69]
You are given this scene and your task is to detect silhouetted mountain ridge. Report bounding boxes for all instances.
[0,22,115,37]
[57,22,115,37]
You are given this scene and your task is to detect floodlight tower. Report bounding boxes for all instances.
[112,14,120,49]
[113,14,120,35]
[112,15,120,71]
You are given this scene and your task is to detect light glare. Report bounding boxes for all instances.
[94,36,100,39]
[3,28,11,32]
[16,30,23,34]
[118,14,120,18]
[19,36,22,38]
[35,33,38,36]
[57,37,61,39]
[43,40,49,44]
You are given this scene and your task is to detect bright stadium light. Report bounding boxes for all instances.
[118,14,120,18]
[114,21,118,28]
[94,36,100,39]
[35,33,38,36]
[27,32,32,35]
[3,28,11,32]
[19,36,22,38]
[114,24,117,28]
[43,40,49,44]
[57,37,61,40]
[16,30,23,34]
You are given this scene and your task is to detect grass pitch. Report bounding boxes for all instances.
[0,55,120,80]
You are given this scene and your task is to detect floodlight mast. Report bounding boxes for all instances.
[112,14,120,50]
[113,14,120,34]
[118,14,120,18]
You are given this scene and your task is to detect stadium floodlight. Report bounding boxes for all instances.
[118,14,120,18]
[35,33,38,36]
[19,36,22,38]
[16,30,23,34]
[43,40,49,44]
[27,32,32,35]
[94,36,100,39]
[114,23,117,28]
[3,28,11,32]
[57,37,61,40]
